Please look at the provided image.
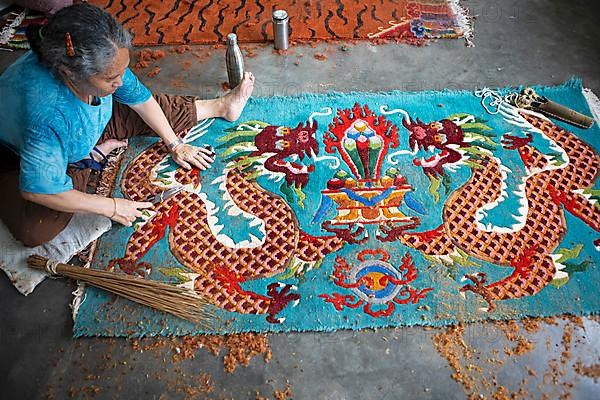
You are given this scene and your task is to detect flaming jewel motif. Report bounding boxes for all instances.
[317,104,421,243]
[324,103,400,180]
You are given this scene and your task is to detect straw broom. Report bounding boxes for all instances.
[27,255,215,325]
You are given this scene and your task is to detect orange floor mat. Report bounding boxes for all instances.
[90,0,471,46]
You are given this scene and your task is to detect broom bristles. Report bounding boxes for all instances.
[27,255,216,325]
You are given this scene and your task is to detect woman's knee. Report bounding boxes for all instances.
[15,213,72,247]
[6,200,73,248]
[155,94,201,133]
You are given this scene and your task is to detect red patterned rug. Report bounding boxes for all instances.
[89,0,473,46]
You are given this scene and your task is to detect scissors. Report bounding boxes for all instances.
[146,185,186,205]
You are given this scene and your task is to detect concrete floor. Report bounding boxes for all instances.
[1,0,600,398]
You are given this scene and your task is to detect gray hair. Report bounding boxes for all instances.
[26,4,131,84]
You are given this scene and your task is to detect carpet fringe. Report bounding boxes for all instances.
[583,87,600,127]
[450,0,475,47]
[71,148,126,321]
[95,146,127,197]
[70,280,87,320]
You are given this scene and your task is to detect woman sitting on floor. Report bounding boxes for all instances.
[0,3,254,247]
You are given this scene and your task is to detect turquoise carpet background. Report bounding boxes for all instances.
[74,80,600,337]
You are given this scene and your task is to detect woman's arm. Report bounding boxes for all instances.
[129,97,215,170]
[21,190,153,226]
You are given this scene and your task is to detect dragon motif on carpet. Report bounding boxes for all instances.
[108,117,344,323]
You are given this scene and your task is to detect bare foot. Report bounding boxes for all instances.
[222,72,255,122]
[92,139,128,161]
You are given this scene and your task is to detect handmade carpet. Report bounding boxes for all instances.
[88,0,472,46]
[74,79,600,337]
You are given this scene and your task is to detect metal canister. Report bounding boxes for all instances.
[272,10,289,50]
[225,33,244,88]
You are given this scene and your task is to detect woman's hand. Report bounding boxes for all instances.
[109,198,154,226]
[170,143,215,170]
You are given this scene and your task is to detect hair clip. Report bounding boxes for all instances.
[65,32,75,57]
